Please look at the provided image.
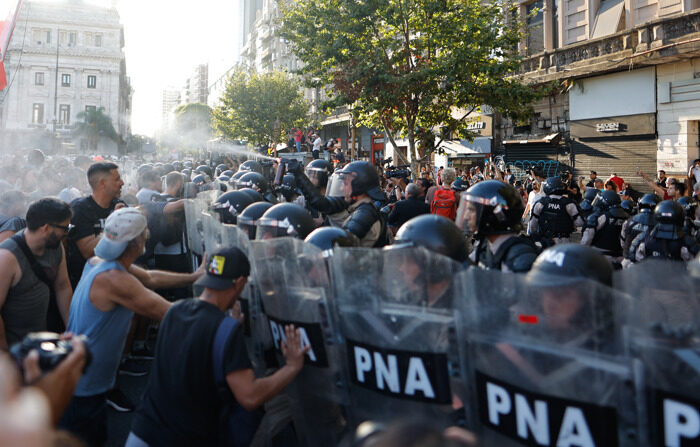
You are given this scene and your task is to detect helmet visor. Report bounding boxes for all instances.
[237,215,257,240]
[305,167,328,187]
[455,194,485,235]
[255,217,298,240]
[326,172,348,197]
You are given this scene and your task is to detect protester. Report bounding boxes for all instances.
[60,208,204,446]
[387,183,430,230]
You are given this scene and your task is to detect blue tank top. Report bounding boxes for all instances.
[67,259,132,396]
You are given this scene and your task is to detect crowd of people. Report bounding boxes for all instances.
[0,147,699,447]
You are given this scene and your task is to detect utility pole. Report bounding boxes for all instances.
[52,27,59,133]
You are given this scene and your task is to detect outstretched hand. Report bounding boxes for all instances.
[280,325,310,371]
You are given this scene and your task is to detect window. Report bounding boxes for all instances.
[59,105,70,125]
[61,74,71,87]
[526,0,544,55]
[59,31,77,47]
[85,105,96,113]
[32,104,44,124]
[45,30,51,45]
[95,34,102,47]
[35,72,44,86]
[87,75,96,89]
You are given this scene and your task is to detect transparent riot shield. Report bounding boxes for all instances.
[457,268,639,447]
[249,238,348,446]
[617,261,700,447]
[329,247,464,431]
[183,196,212,256]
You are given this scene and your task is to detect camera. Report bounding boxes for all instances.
[10,332,91,375]
[385,164,410,179]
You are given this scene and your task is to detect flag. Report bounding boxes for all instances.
[0,0,24,91]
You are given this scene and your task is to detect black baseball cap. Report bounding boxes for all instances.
[194,247,250,290]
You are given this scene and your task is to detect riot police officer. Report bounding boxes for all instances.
[630,200,700,262]
[528,176,584,246]
[237,201,273,240]
[581,190,628,265]
[392,214,469,263]
[677,196,698,239]
[455,180,538,272]
[255,202,316,240]
[579,188,599,220]
[211,191,254,225]
[292,161,387,247]
[621,193,660,263]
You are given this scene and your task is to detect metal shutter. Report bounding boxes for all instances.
[572,137,657,192]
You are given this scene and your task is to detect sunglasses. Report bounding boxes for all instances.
[50,223,75,233]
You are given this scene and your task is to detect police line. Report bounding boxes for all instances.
[190,206,699,447]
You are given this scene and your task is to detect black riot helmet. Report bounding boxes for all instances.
[192,173,210,186]
[230,171,246,186]
[238,187,264,203]
[237,172,269,193]
[334,161,385,201]
[238,202,274,239]
[451,177,468,192]
[543,176,567,196]
[195,165,213,178]
[217,175,231,183]
[591,190,621,211]
[212,191,254,224]
[638,193,661,213]
[583,188,599,202]
[215,164,228,177]
[526,243,613,288]
[279,174,301,202]
[304,227,359,253]
[172,161,183,172]
[181,168,192,182]
[655,200,684,226]
[392,214,469,262]
[653,200,685,240]
[161,163,175,175]
[305,159,333,189]
[239,160,263,175]
[221,169,234,178]
[456,180,525,236]
[256,203,315,240]
[677,196,697,219]
[620,199,636,215]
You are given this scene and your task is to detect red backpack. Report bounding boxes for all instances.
[430,186,457,220]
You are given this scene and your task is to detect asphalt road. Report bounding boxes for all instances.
[106,359,151,447]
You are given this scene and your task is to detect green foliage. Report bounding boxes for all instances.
[73,107,120,151]
[279,0,537,169]
[173,103,212,133]
[211,70,310,147]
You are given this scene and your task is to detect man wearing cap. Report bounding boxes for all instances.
[127,247,308,447]
[60,208,205,446]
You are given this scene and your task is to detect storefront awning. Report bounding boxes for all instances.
[438,138,491,157]
[320,113,351,126]
[503,133,561,145]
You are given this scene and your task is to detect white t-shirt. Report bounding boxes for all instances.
[692,165,700,183]
[527,190,544,208]
[313,137,323,152]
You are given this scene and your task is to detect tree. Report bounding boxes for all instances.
[73,107,120,152]
[211,70,310,148]
[280,0,538,175]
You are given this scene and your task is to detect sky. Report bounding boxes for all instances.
[115,0,241,136]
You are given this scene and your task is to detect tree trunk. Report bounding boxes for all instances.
[407,130,419,180]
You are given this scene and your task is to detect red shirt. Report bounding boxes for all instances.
[608,175,624,190]
[295,130,302,142]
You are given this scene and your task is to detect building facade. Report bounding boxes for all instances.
[161,87,180,130]
[0,0,131,154]
[499,0,700,189]
[181,63,208,106]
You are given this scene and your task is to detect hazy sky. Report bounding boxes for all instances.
[115,0,241,136]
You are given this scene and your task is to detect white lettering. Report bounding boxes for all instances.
[556,407,595,447]
[298,328,317,362]
[487,382,512,426]
[404,357,435,398]
[540,250,566,267]
[374,352,400,393]
[664,399,700,447]
[354,347,372,383]
[516,394,550,445]
[269,321,281,349]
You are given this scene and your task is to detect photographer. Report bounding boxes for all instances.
[386,172,409,203]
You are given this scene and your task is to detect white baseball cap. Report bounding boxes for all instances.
[94,208,148,261]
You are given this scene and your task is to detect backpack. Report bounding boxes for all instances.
[430,186,457,220]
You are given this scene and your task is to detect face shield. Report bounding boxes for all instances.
[238,215,259,240]
[326,172,347,197]
[255,216,300,240]
[305,166,329,188]
[455,193,486,236]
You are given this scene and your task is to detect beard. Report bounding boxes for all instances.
[45,234,63,250]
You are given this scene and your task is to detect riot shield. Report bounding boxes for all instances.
[249,238,349,446]
[616,261,700,447]
[183,196,212,256]
[329,247,464,431]
[457,268,639,447]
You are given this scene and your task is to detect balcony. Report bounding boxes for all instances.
[518,9,700,84]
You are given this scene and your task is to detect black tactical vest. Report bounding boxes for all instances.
[537,196,575,237]
[592,212,625,257]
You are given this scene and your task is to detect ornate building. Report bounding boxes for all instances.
[0,0,132,153]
